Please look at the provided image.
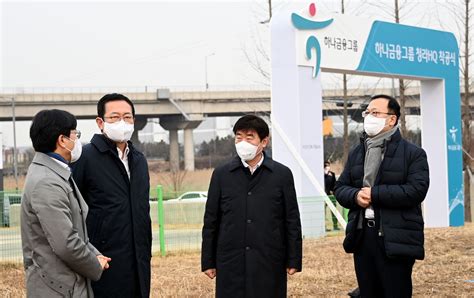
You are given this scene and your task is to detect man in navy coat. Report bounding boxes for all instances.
[72,93,152,297]
[201,115,302,298]
[335,95,429,298]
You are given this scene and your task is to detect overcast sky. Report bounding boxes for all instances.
[0,0,463,147]
[2,0,274,89]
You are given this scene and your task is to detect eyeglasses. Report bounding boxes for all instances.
[103,115,134,123]
[63,130,80,142]
[72,130,81,139]
[361,110,394,118]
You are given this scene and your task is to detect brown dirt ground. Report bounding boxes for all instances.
[1,223,473,297]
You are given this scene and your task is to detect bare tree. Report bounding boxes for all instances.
[163,168,188,198]
[363,0,424,137]
[341,0,350,163]
[243,33,270,85]
[242,0,272,86]
[461,0,473,222]
[263,0,272,22]
[394,0,408,136]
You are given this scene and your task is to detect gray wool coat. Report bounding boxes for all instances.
[21,152,103,297]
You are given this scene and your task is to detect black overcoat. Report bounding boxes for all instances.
[72,134,152,298]
[201,154,302,298]
[335,129,429,260]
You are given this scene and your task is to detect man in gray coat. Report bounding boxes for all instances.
[21,109,110,297]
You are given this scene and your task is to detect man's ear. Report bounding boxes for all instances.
[96,117,104,132]
[391,115,398,127]
[56,134,66,151]
[261,136,270,148]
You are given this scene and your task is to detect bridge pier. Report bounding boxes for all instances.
[183,121,201,171]
[131,116,148,145]
[169,129,179,172]
[159,115,203,172]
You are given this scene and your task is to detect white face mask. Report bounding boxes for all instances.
[364,114,388,137]
[235,141,259,161]
[103,120,134,142]
[64,138,82,163]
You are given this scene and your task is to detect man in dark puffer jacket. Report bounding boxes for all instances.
[335,94,429,298]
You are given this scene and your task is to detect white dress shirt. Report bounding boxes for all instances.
[117,145,130,179]
[241,154,264,175]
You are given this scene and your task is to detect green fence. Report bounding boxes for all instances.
[151,185,206,256]
[324,195,349,232]
[0,187,345,263]
[0,190,22,263]
[0,190,22,227]
[150,189,349,256]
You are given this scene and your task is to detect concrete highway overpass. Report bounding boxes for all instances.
[1,87,472,170]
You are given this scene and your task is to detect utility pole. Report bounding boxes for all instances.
[11,97,18,191]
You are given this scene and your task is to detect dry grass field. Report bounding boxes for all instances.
[1,223,473,297]
[3,163,473,296]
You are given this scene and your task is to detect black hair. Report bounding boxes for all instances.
[97,93,135,119]
[232,115,269,140]
[30,109,77,153]
[370,94,401,126]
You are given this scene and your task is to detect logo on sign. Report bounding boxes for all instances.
[292,3,334,77]
[449,126,458,143]
[448,125,462,151]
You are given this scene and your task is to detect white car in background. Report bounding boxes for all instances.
[166,191,208,203]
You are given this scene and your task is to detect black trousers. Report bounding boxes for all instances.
[354,221,415,298]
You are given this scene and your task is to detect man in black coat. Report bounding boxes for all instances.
[335,95,429,298]
[201,115,302,298]
[72,93,151,298]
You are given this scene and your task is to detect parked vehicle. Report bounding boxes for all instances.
[166,191,208,203]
